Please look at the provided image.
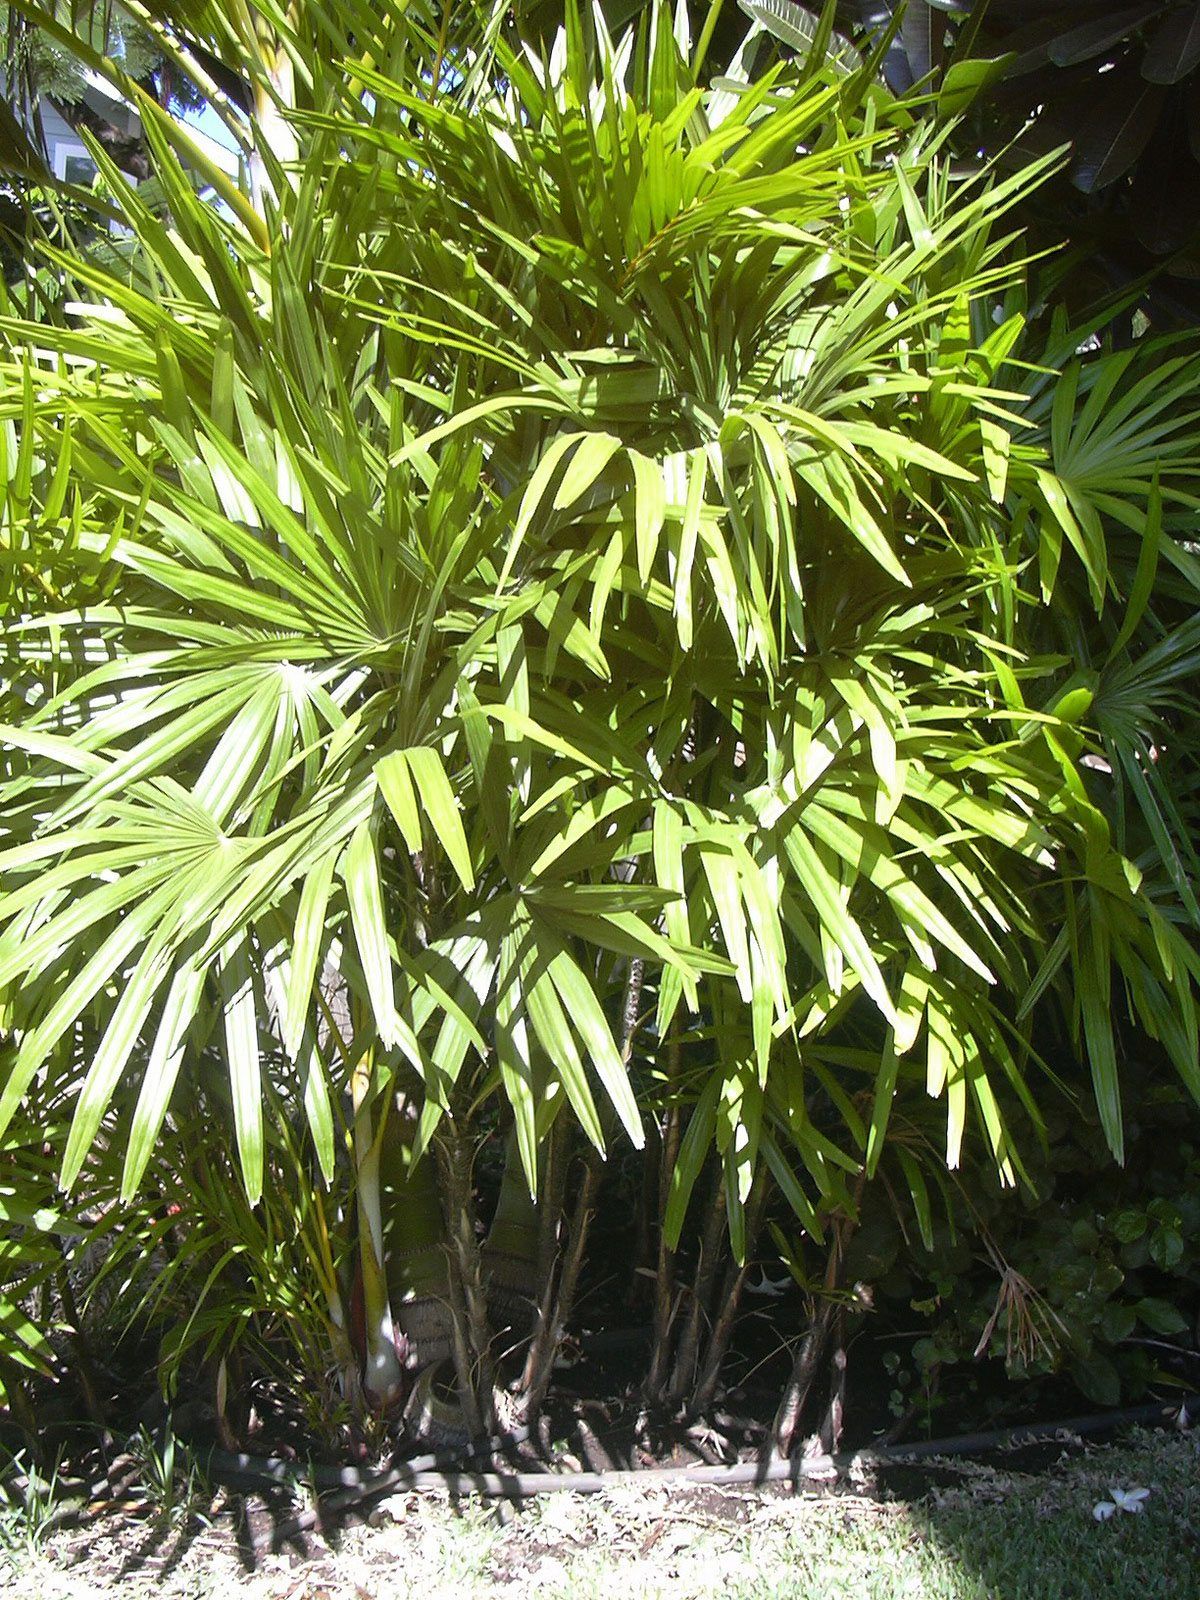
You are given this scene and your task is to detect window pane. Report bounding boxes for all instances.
[63,154,96,187]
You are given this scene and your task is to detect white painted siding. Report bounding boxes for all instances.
[0,71,135,186]
[36,97,77,149]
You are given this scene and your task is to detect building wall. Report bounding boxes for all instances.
[0,72,121,186]
[38,100,98,184]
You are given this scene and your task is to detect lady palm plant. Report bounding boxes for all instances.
[2,0,1198,1439]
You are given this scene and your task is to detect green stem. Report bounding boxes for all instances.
[693,0,727,78]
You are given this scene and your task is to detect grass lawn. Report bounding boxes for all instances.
[2,1426,1197,1598]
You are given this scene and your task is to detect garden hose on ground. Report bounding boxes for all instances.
[201,1391,1198,1549]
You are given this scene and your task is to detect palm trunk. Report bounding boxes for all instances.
[770,1293,840,1460]
[500,1115,569,1400]
[531,1113,570,1316]
[480,1129,544,1348]
[325,1281,361,1412]
[690,1177,767,1415]
[435,1124,496,1439]
[667,1168,728,1403]
[516,957,644,1420]
[518,1145,602,1420]
[350,1056,405,1406]
[379,1108,455,1371]
[771,1182,864,1459]
[645,1022,683,1401]
[819,1327,849,1455]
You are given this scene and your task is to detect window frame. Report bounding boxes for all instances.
[52,140,98,186]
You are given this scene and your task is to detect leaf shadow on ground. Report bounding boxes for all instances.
[9,1424,1200,1598]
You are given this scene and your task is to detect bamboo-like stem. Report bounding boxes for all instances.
[308,1183,361,1407]
[819,1330,849,1455]
[517,1252,560,1405]
[535,1116,569,1294]
[436,1125,496,1439]
[771,1172,866,1459]
[769,1292,839,1461]
[689,1177,768,1415]
[552,1150,602,1332]
[440,1246,487,1444]
[519,1148,602,1421]
[518,956,643,1419]
[667,1169,728,1403]
[515,1119,570,1395]
[351,1055,404,1406]
[631,1121,660,1299]
[620,958,645,1059]
[689,1257,749,1414]
[480,1128,543,1343]
[644,1021,683,1399]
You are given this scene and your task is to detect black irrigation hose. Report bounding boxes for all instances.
[204,1425,533,1491]
[208,1390,1199,1550]
[875,1394,1198,1463]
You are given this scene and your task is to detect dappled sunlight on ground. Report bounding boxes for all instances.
[2,1429,1198,1599]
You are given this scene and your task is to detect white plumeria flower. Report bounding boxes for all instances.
[1093,1486,1151,1521]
